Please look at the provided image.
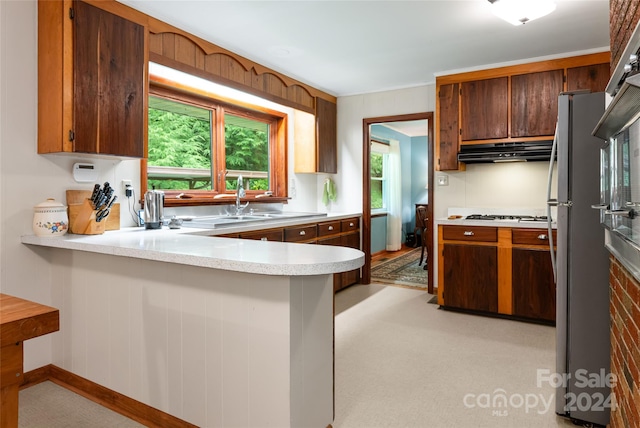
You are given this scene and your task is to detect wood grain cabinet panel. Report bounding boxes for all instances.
[511,70,563,138]
[336,230,361,292]
[461,77,508,141]
[511,228,556,246]
[566,63,610,93]
[315,98,337,174]
[318,221,341,237]
[512,248,556,321]
[511,228,556,322]
[38,0,146,157]
[284,224,318,243]
[442,225,498,242]
[240,229,283,241]
[443,244,498,312]
[437,83,460,171]
[73,1,145,157]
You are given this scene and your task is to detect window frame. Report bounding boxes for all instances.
[370,139,389,214]
[143,82,288,206]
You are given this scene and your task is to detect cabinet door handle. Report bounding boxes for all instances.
[328,226,334,231]
[299,230,306,236]
[537,234,548,240]
[463,231,474,236]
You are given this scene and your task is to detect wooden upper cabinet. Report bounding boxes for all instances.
[566,63,610,93]
[511,70,563,138]
[294,97,337,173]
[437,83,459,171]
[315,97,337,173]
[38,0,146,158]
[461,77,508,141]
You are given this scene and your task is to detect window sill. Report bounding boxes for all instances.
[371,210,388,218]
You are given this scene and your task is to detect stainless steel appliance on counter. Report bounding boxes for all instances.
[547,92,611,427]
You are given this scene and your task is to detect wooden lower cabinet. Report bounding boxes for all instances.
[220,217,361,292]
[439,225,555,323]
[511,228,556,322]
[443,244,498,312]
[512,248,555,321]
[334,229,361,292]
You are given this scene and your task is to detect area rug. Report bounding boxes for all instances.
[371,248,428,289]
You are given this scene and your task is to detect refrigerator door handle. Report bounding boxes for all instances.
[591,204,608,210]
[547,124,559,284]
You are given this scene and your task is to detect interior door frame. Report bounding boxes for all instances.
[362,112,435,293]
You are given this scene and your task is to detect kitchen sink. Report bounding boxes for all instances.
[179,212,327,229]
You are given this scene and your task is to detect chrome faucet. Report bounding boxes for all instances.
[235,174,249,215]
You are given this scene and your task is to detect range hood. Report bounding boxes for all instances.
[457,140,554,164]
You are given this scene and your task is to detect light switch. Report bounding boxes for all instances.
[437,175,449,186]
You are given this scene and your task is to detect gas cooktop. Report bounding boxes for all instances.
[465,214,550,222]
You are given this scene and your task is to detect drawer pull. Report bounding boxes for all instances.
[537,234,548,240]
[299,230,306,236]
[261,237,268,241]
[349,222,355,227]
[463,231,474,236]
[328,226,334,231]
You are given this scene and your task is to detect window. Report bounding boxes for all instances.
[145,84,287,204]
[371,140,389,211]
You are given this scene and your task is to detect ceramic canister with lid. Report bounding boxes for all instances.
[33,198,69,237]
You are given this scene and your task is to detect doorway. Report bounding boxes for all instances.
[362,112,434,293]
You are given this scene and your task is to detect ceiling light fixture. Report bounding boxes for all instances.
[488,0,556,26]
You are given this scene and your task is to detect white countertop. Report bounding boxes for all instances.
[21,213,365,277]
[436,218,557,229]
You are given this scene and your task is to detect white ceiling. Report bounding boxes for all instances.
[118,0,610,98]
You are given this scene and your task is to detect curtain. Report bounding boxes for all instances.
[386,139,402,251]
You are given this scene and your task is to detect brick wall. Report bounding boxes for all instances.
[610,0,640,74]
[609,257,640,428]
[608,5,640,427]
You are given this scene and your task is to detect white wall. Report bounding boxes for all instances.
[0,0,143,370]
[335,86,436,215]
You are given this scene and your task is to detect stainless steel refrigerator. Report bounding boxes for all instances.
[547,91,611,427]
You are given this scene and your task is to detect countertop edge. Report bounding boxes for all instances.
[21,213,365,277]
[435,219,558,229]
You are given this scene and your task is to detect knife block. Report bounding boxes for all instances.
[66,189,120,234]
[68,198,106,235]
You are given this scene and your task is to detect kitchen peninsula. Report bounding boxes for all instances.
[21,219,363,428]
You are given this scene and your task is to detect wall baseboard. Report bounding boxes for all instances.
[21,364,196,428]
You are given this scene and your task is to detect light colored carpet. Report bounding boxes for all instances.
[19,381,144,427]
[19,283,576,428]
[334,284,576,428]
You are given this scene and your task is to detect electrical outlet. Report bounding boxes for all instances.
[122,179,132,192]
[437,175,449,186]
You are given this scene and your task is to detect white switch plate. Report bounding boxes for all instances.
[437,175,449,186]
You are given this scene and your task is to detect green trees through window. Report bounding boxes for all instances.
[147,95,271,192]
[371,151,384,210]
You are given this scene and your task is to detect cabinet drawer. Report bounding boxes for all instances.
[341,218,359,232]
[442,225,497,242]
[317,236,342,246]
[318,221,341,237]
[284,224,318,242]
[240,229,283,242]
[512,228,556,246]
